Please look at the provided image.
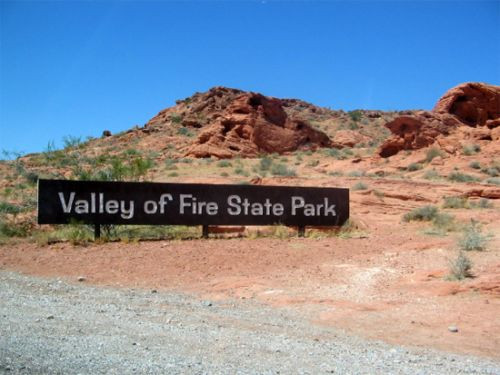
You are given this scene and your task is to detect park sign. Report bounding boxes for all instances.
[38,180,349,234]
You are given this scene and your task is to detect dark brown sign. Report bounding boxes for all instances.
[38,179,349,227]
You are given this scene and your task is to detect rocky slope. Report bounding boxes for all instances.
[379,83,500,157]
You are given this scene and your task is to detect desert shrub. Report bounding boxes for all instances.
[471,198,493,209]
[482,167,499,177]
[0,218,31,238]
[171,113,183,124]
[324,148,345,160]
[347,170,364,177]
[352,182,368,191]
[485,177,500,185]
[234,167,249,176]
[403,205,439,222]
[168,172,179,177]
[442,196,469,209]
[448,172,479,183]
[129,157,153,181]
[448,252,473,280]
[220,172,229,177]
[165,158,178,170]
[423,169,440,180]
[462,144,481,156]
[259,156,272,171]
[328,170,344,176]
[469,161,481,170]
[24,171,39,185]
[425,147,443,163]
[307,160,320,167]
[458,220,489,251]
[407,163,423,171]
[177,127,192,137]
[271,163,296,177]
[0,201,21,215]
[348,110,363,122]
[431,212,456,232]
[62,135,83,149]
[217,160,232,168]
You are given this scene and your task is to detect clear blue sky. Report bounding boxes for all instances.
[1,1,499,155]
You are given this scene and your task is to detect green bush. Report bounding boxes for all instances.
[0,202,21,215]
[348,110,363,122]
[259,156,273,171]
[462,144,481,156]
[423,169,440,180]
[270,163,296,177]
[403,205,439,222]
[352,182,368,191]
[471,198,493,209]
[217,160,232,168]
[425,147,443,163]
[448,252,473,280]
[482,167,499,177]
[485,177,500,185]
[407,163,423,172]
[469,161,481,169]
[347,170,364,177]
[171,113,183,124]
[442,196,469,209]
[307,160,320,167]
[177,127,192,137]
[458,220,489,251]
[0,219,31,238]
[448,172,479,183]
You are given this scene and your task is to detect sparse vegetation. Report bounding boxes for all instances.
[448,252,473,280]
[217,160,232,168]
[423,169,441,180]
[448,172,479,183]
[425,147,443,163]
[352,182,368,191]
[469,161,481,170]
[347,170,364,177]
[348,110,363,122]
[407,163,423,172]
[270,163,296,177]
[458,220,489,251]
[462,144,481,156]
[442,196,469,209]
[403,205,439,222]
[485,177,500,185]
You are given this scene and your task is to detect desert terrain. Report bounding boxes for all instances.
[0,82,499,372]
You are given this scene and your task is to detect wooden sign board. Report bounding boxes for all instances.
[38,179,349,228]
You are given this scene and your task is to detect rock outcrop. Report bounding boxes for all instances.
[379,83,500,157]
[186,92,332,158]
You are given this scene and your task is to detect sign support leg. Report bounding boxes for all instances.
[94,224,101,241]
[298,226,305,237]
[202,225,209,239]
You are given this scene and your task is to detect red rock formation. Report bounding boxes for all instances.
[186,92,332,158]
[379,83,500,157]
[434,82,500,127]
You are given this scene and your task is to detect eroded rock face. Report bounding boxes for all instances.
[379,83,500,157]
[186,92,331,158]
[434,83,500,127]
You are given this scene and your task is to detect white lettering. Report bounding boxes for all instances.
[58,192,75,213]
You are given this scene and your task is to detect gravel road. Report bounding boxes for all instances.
[0,270,498,374]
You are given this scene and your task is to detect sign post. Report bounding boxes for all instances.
[38,180,349,239]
